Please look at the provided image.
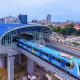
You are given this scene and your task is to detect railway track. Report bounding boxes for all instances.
[45,41,80,59]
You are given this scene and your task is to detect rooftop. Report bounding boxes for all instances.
[0,23,28,37]
[0,23,46,37]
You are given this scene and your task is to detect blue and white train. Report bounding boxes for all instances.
[16,38,80,79]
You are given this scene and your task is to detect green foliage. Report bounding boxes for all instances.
[75,30,80,35]
[60,24,76,35]
[52,23,80,36]
[52,27,61,32]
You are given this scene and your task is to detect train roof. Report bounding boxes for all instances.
[39,45,60,55]
[72,58,80,64]
[20,39,60,55]
[25,40,71,62]
[31,42,80,63]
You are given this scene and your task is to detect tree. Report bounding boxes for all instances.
[76,30,80,35]
[59,23,76,36]
[52,27,61,33]
[48,25,53,29]
[52,23,80,36]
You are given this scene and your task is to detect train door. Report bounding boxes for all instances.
[48,54,52,62]
[60,60,66,67]
[39,50,42,56]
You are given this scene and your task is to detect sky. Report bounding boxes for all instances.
[0,0,80,22]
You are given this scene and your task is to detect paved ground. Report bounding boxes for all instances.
[35,64,59,80]
[14,63,59,80]
[0,68,7,80]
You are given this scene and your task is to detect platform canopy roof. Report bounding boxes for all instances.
[0,23,52,37]
[0,23,31,37]
[0,23,52,45]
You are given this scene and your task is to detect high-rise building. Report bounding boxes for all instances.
[32,19,38,23]
[18,14,27,24]
[0,16,17,23]
[0,18,5,23]
[46,14,51,25]
[5,16,17,23]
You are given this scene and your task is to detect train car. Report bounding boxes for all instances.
[16,38,80,79]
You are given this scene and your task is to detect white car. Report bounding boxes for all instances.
[28,74,37,80]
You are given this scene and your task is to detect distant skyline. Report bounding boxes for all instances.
[0,0,80,22]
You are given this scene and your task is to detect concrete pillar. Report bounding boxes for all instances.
[0,57,5,68]
[7,56,15,80]
[27,58,34,75]
[18,54,22,64]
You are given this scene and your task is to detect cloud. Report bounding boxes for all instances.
[0,0,80,21]
[0,0,56,7]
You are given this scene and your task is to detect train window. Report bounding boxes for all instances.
[55,58,60,62]
[39,50,42,53]
[42,52,45,55]
[42,52,46,55]
[37,49,40,52]
[34,48,40,52]
[26,45,29,48]
[53,56,55,59]
[56,58,61,62]
[28,46,31,48]
[45,53,48,57]
[19,43,22,46]
[27,46,29,48]
[25,44,28,47]
[36,48,38,52]
[66,63,71,67]
[33,47,35,50]
[29,46,30,48]
[30,46,32,49]
[66,62,74,69]
[42,52,48,57]
[34,48,36,51]
[60,60,66,67]
[49,54,52,58]
[79,65,80,72]
[52,56,60,63]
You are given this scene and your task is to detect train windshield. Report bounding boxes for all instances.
[79,65,80,72]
